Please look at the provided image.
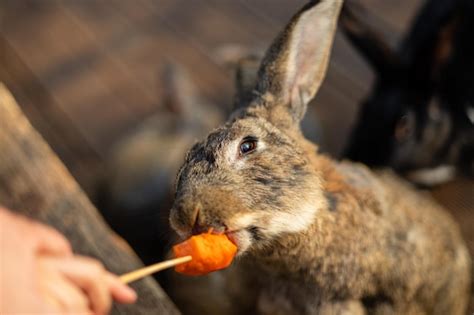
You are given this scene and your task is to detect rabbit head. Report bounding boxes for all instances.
[170,0,343,254]
[340,0,474,179]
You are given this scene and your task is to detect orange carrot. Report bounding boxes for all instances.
[173,232,237,276]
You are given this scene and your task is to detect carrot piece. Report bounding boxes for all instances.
[173,232,237,276]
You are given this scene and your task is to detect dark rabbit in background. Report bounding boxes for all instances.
[340,0,474,185]
[96,64,222,265]
[169,0,470,314]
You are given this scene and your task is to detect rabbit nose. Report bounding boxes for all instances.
[191,207,207,235]
[190,207,227,235]
[192,220,208,235]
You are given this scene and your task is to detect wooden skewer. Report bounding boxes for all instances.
[120,256,192,284]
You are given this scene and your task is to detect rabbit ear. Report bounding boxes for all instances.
[254,0,343,123]
[398,0,458,79]
[160,63,199,118]
[234,55,261,108]
[339,1,398,74]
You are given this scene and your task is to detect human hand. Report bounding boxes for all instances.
[0,207,136,314]
[1,207,73,313]
[38,255,136,314]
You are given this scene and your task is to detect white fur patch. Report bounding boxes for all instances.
[233,212,256,228]
[224,138,241,166]
[407,165,456,186]
[233,201,319,237]
[466,104,474,124]
[265,202,318,235]
[407,227,423,245]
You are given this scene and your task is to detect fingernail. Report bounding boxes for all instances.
[122,285,137,301]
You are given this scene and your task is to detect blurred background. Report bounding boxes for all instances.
[0,0,472,311]
[0,0,424,193]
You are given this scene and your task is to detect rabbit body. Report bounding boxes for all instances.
[240,153,470,315]
[173,109,470,314]
[169,1,471,314]
[341,0,474,184]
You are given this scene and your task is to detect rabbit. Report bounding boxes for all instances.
[96,63,222,266]
[340,0,474,186]
[168,0,471,314]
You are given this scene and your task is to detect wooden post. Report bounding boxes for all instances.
[0,83,179,315]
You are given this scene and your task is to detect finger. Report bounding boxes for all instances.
[32,223,73,256]
[38,258,91,314]
[54,256,112,315]
[106,273,137,304]
[43,276,91,313]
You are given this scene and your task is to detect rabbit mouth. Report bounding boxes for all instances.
[225,225,263,254]
[224,231,238,245]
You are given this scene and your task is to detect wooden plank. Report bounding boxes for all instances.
[0,84,180,315]
[0,35,104,195]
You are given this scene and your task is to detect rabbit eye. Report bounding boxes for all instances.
[394,114,414,142]
[239,137,258,156]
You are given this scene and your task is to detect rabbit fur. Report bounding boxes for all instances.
[169,0,471,314]
[340,0,474,185]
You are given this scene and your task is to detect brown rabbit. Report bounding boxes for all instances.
[169,1,471,314]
